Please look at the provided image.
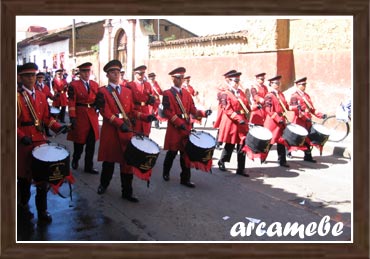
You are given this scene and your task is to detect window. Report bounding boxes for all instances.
[164,25,169,31]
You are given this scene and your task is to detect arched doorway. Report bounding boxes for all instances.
[114,29,128,70]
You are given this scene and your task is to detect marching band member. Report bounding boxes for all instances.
[96,60,156,202]
[217,71,251,177]
[214,70,237,149]
[263,75,290,167]
[147,72,164,128]
[249,72,268,126]
[127,65,157,136]
[288,77,327,162]
[35,72,54,137]
[17,63,68,223]
[161,67,212,188]
[52,68,68,123]
[67,62,102,174]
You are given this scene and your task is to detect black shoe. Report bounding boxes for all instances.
[287,152,293,159]
[180,181,195,188]
[71,159,78,169]
[97,185,106,194]
[122,194,139,203]
[218,160,226,171]
[163,173,170,181]
[236,170,250,177]
[46,133,52,137]
[84,168,99,174]
[304,157,317,163]
[280,161,290,168]
[38,211,52,223]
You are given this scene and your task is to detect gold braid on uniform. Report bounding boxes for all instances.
[69,107,76,111]
[171,115,178,123]
[230,112,237,119]
[17,93,22,119]
[110,115,116,123]
[136,112,142,119]
[48,119,56,128]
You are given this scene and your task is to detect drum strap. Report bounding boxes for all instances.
[299,93,314,111]
[151,83,161,97]
[49,181,73,202]
[273,92,290,123]
[107,85,130,122]
[171,88,189,123]
[21,91,43,132]
[236,97,250,117]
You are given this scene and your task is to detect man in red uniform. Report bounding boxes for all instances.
[127,65,157,136]
[162,67,212,187]
[181,76,199,97]
[36,72,54,136]
[17,63,68,222]
[288,77,327,162]
[96,60,156,202]
[120,68,128,86]
[249,72,268,126]
[263,75,290,167]
[217,71,251,177]
[148,72,163,128]
[52,68,68,123]
[214,70,237,149]
[67,62,102,174]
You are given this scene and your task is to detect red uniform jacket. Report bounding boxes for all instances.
[52,78,68,106]
[97,85,150,172]
[182,84,197,96]
[263,90,289,144]
[249,83,268,126]
[67,79,100,143]
[162,87,207,151]
[17,87,63,180]
[35,83,54,100]
[127,80,155,136]
[217,89,251,145]
[149,80,163,116]
[290,90,324,129]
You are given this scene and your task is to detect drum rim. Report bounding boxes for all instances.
[311,123,331,135]
[32,143,69,161]
[248,126,273,139]
[189,131,216,148]
[131,136,160,154]
[286,123,309,135]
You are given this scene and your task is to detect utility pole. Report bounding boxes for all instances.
[72,19,76,67]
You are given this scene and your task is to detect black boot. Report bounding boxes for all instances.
[304,153,317,163]
[35,183,52,223]
[97,162,114,194]
[277,144,290,167]
[180,154,195,188]
[121,174,139,202]
[163,151,177,181]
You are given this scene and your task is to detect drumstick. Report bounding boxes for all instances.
[52,123,72,138]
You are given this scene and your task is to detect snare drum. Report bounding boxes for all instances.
[308,124,330,145]
[125,136,160,172]
[185,131,216,163]
[282,123,308,147]
[31,143,70,184]
[50,107,60,116]
[245,126,272,153]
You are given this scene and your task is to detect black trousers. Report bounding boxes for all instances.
[56,106,66,123]
[18,178,48,213]
[99,161,133,196]
[277,143,287,163]
[163,150,191,182]
[220,143,246,171]
[72,127,96,171]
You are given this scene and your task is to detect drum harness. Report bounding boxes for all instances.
[170,89,199,139]
[274,91,291,124]
[20,91,44,132]
[107,85,133,131]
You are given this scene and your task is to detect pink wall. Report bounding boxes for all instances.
[148,49,351,114]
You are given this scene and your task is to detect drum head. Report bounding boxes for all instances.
[287,123,308,136]
[50,107,60,114]
[32,143,69,162]
[131,136,160,154]
[189,131,216,149]
[249,126,272,140]
[312,124,331,136]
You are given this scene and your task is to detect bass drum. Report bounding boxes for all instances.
[125,135,160,172]
[282,123,308,147]
[308,123,330,145]
[32,143,70,185]
[245,125,272,153]
[185,131,216,163]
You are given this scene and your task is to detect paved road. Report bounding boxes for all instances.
[18,120,352,242]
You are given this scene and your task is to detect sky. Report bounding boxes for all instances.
[16,15,249,37]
